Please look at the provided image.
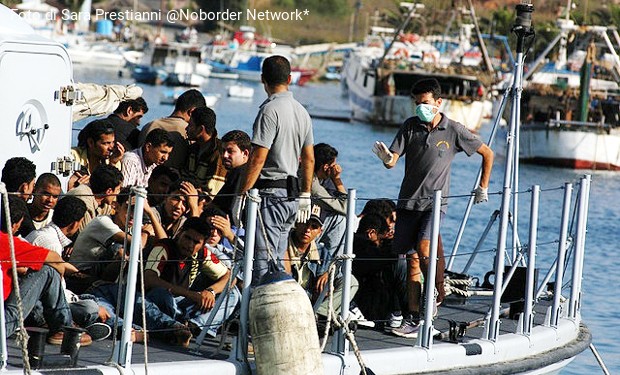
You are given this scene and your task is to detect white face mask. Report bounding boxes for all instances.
[415,103,439,122]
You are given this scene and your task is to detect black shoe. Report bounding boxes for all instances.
[85,323,112,341]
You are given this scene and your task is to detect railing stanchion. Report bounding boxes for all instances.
[114,186,147,368]
[336,189,356,355]
[523,185,539,336]
[550,183,572,326]
[237,189,259,362]
[418,190,441,349]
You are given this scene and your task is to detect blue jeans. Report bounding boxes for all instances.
[146,285,240,337]
[253,188,298,285]
[90,283,174,330]
[4,265,72,336]
[316,212,346,275]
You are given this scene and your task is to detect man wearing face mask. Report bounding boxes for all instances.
[372,78,494,338]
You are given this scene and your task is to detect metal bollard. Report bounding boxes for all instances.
[60,326,86,367]
[26,327,48,369]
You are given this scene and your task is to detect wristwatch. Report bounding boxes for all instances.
[206,288,216,297]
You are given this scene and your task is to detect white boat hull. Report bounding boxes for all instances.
[519,124,620,170]
[343,48,489,131]
[349,89,488,131]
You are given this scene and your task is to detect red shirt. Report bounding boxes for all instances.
[1,232,50,300]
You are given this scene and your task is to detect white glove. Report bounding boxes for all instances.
[296,192,312,223]
[231,194,246,227]
[372,141,394,164]
[474,186,488,204]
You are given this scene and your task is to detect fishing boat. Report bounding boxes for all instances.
[511,16,620,170]
[0,4,601,374]
[160,88,220,107]
[131,42,211,86]
[341,4,500,131]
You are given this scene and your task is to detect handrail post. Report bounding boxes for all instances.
[114,186,147,368]
[523,185,539,336]
[336,189,356,355]
[569,176,590,320]
[237,189,259,361]
[418,190,441,349]
[551,183,572,327]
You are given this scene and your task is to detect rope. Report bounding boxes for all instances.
[319,263,336,351]
[1,190,32,374]
[316,255,371,375]
[329,310,368,375]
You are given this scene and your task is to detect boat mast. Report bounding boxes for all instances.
[466,0,494,73]
[487,1,535,342]
[556,0,572,70]
[375,2,422,69]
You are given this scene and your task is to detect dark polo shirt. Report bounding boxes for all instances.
[389,114,482,212]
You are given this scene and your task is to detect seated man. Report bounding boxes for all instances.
[352,213,396,326]
[107,97,149,150]
[1,196,91,345]
[201,207,245,286]
[66,164,123,232]
[70,187,164,288]
[151,179,201,238]
[147,165,180,207]
[210,130,250,218]
[144,218,239,344]
[284,205,359,324]
[1,157,37,237]
[25,196,111,341]
[121,128,174,187]
[69,119,124,189]
[28,173,62,231]
[311,143,348,275]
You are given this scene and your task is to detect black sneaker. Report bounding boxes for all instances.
[85,323,112,342]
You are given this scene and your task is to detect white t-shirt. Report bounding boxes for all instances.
[71,215,122,270]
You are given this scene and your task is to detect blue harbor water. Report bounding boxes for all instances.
[75,66,620,374]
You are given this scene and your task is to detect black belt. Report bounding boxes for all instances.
[254,179,288,189]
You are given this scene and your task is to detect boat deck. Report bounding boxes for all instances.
[4,293,556,371]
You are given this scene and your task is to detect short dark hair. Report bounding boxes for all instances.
[77,119,115,148]
[149,165,180,184]
[115,186,132,207]
[114,97,149,116]
[52,196,87,228]
[357,213,389,235]
[190,107,217,138]
[200,206,227,221]
[181,216,211,238]
[360,199,395,219]
[174,89,206,113]
[90,165,123,195]
[314,143,338,172]
[1,195,28,232]
[262,55,290,87]
[1,157,36,193]
[411,78,441,99]
[221,130,251,152]
[34,173,61,191]
[144,128,175,148]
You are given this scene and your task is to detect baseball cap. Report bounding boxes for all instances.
[309,204,325,226]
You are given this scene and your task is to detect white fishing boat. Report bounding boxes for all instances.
[341,5,496,131]
[160,88,220,107]
[508,15,620,170]
[227,84,254,98]
[134,42,209,86]
[0,4,602,375]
